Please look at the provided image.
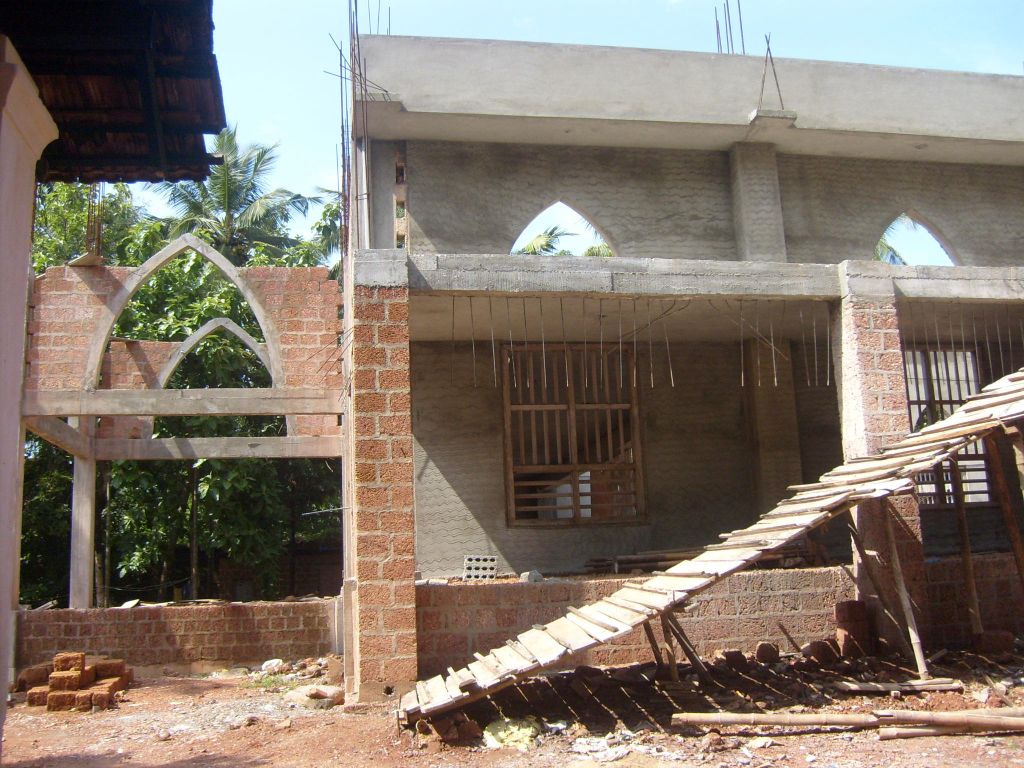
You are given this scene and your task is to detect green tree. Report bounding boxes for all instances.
[874,214,915,265]
[156,126,319,265]
[31,183,141,272]
[515,225,575,255]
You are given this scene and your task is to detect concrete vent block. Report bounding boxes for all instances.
[463,555,498,581]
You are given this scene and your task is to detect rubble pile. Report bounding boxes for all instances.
[247,655,343,686]
[15,652,131,711]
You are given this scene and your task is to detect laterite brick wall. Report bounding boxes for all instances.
[16,599,339,668]
[416,566,853,677]
[926,552,1024,648]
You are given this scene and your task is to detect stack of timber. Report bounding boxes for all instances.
[17,652,131,711]
[399,368,1024,724]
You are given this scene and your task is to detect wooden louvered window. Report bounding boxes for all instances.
[502,344,646,526]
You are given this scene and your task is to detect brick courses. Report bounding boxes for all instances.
[347,284,417,691]
[416,567,854,677]
[16,600,336,668]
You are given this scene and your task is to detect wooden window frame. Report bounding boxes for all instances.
[501,343,647,528]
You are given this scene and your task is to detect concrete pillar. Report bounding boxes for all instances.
[0,36,59,755]
[729,142,788,262]
[832,261,928,648]
[342,249,417,701]
[69,418,96,608]
[743,339,803,514]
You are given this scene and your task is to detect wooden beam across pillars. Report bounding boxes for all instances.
[22,387,343,417]
[94,435,344,461]
[23,415,93,457]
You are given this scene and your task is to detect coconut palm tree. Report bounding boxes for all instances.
[874,214,916,265]
[515,225,575,255]
[156,127,318,265]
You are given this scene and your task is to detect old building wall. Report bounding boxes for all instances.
[410,342,763,577]
[777,155,1024,266]
[405,141,736,260]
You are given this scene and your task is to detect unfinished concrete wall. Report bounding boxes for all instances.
[778,155,1024,266]
[416,567,853,677]
[410,342,762,577]
[405,141,736,260]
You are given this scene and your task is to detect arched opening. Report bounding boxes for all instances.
[875,212,956,266]
[510,201,615,257]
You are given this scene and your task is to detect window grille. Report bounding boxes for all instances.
[904,346,992,506]
[502,344,645,526]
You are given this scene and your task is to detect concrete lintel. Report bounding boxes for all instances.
[409,253,838,299]
[891,264,1024,303]
[353,249,409,288]
[837,260,896,300]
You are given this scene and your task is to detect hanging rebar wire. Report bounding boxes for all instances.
[1007,306,1014,374]
[1019,318,1024,370]
[937,313,955,406]
[812,310,819,387]
[739,300,745,387]
[582,297,589,390]
[799,308,810,386]
[450,295,456,386]
[506,297,517,389]
[948,309,962,392]
[598,297,604,385]
[647,300,655,388]
[560,298,570,388]
[468,296,478,388]
[522,298,530,389]
[984,309,994,377]
[539,298,548,390]
[662,299,676,387]
[632,299,639,388]
[755,300,762,387]
[972,312,981,375]
[618,299,624,389]
[769,309,778,387]
[736,0,747,54]
[488,297,497,388]
[996,310,1006,378]
[825,302,832,387]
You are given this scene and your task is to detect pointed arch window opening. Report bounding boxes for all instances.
[511,201,616,257]
[875,212,956,267]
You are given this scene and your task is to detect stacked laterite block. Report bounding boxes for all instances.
[834,265,927,645]
[21,652,131,712]
[348,284,417,696]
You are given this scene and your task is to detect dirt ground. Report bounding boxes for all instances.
[5,653,1024,767]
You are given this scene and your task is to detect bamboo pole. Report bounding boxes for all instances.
[662,611,713,685]
[948,458,983,635]
[988,432,1024,599]
[882,503,930,680]
[847,521,915,659]
[642,620,665,670]
[673,708,1024,733]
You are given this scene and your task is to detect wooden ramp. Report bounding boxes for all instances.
[400,369,1024,723]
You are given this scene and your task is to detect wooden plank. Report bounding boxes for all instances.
[415,680,430,709]
[588,600,646,627]
[545,617,598,652]
[491,645,534,675]
[466,660,498,687]
[400,689,420,715]
[23,388,343,417]
[516,628,568,664]
[420,675,453,712]
[23,415,92,457]
[565,611,616,642]
[94,435,344,460]
[570,605,621,633]
[614,586,675,610]
[443,673,464,700]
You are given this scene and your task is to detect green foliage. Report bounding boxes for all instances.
[20,436,72,606]
[583,242,614,258]
[155,127,319,265]
[31,183,141,272]
[22,132,341,606]
[515,225,575,255]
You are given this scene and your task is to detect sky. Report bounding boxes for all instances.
[141,0,1023,265]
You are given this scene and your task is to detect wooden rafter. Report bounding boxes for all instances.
[22,388,342,418]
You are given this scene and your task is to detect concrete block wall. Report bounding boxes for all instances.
[416,567,853,677]
[16,599,338,668]
[404,141,736,260]
[394,140,1024,267]
[926,553,1024,647]
[410,342,762,577]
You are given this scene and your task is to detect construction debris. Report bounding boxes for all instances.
[18,652,131,711]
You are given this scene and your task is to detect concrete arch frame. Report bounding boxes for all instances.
[156,317,273,388]
[508,198,621,257]
[83,233,286,386]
